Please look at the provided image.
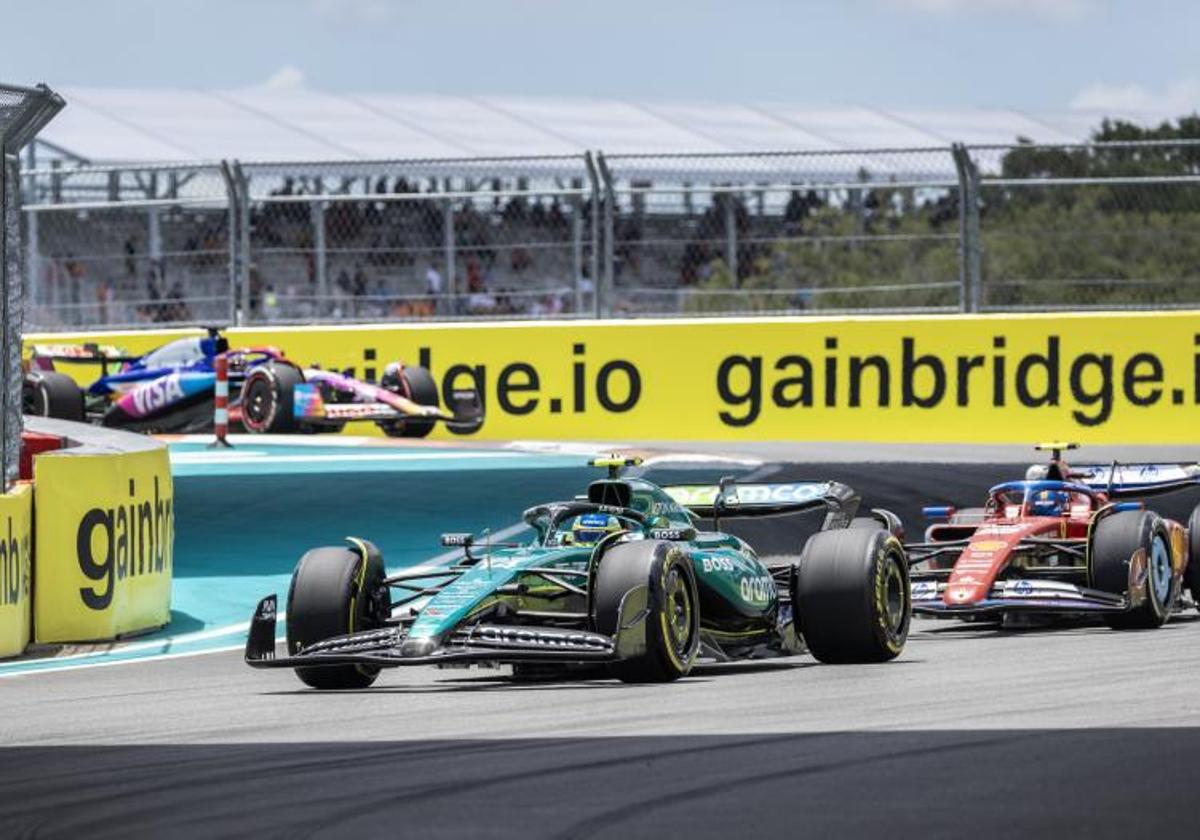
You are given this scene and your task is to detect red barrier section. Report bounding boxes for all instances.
[20,432,63,480]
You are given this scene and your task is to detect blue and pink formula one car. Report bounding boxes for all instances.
[23,328,482,438]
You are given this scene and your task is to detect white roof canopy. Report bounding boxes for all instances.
[33,86,1175,165]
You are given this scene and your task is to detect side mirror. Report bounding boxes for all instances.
[716,475,740,508]
[440,533,474,548]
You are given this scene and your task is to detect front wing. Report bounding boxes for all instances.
[291,384,484,431]
[911,579,1127,616]
[245,595,620,670]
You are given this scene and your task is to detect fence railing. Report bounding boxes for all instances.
[1,82,63,487]
[19,139,1200,330]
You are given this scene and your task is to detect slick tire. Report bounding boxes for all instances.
[794,527,910,664]
[1092,510,1175,629]
[592,540,700,683]
[286,542,388,690]
[378,364,439,439]
[241,362,304,434]
[1185,504,1200,612]
[23,371,84,421]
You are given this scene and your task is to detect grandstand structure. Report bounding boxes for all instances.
[30,87,1157,165]
[16,87,1199,328]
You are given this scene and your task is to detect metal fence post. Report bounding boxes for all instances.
[313,197,327,318]
[218,160,239,325]
[443,197,455,312]
[724,191,738,286]
[951,143,982,313]
[571,193,583,315]
[583,152,601,318]
[0,150,9,490]
[596,152,615,318]
[232,162,251,324]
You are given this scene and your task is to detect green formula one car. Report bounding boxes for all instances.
[245,458,912,687]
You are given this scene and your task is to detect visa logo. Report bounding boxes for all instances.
[132,375,185,415]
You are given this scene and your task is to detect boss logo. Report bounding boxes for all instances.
[131,374,185,415]
[77,476,174,611]
[701,556,736,573]
[650,528,692,541]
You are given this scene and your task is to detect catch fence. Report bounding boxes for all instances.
[18,139,1200,331]
[1,82,62,488]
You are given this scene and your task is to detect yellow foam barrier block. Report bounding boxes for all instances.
[33,447,173,643]
[0,484,33,658]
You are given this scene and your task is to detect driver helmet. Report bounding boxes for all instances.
[565,513,623,547]
[380,362,405,394]
[1029,489,1069,517]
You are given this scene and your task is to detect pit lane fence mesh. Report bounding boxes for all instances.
[17,140,1200,330]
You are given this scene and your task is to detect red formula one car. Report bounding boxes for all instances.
[908,443,1200,628]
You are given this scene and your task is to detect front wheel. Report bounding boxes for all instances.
[378,364,439,438]
[1092,510,1175,629]
[793,527,910,663]
[591,540,700,683]
[286,541,388,689]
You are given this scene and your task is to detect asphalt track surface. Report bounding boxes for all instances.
[3,442,1200,839]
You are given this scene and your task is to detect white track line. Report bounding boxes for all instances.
[170,451,531,465]
[0,614,287,677]
[0,640,280,679]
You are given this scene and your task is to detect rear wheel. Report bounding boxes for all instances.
[241,362,304,434]
[794,527,910,663]
[23,372,84,421]
[286,541,388,689]
[1093,510,1175,629]
[1185,505,1200,612]
[378,364,439,438]
[592,540,700,683]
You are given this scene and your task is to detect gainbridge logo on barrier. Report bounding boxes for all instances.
[0,484,34,658]
[26,310,1200,444]
[34,448,173,643]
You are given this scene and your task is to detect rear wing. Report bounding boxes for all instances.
[1069,463,1200,498]
[663,480,860,529]
[27,343,137,371]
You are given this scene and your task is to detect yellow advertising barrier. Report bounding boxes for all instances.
[25,311,1200,444]
[33,444,173,643]
[0,484,33,658]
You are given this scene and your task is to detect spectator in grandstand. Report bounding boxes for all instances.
[424,262,444,315]
[530,199,547,228]
[262,284,280,321]
[546,198,569,235]
[510,246,532,273]
[95,279,116,325]
[248,263,264,316]
[465,261,496,314]
[124,237,138,280]
[502,194,528,224]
